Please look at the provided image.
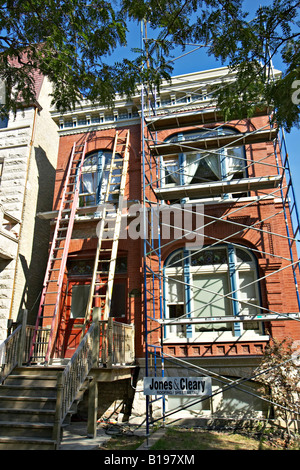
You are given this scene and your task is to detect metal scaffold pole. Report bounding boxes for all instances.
[140,36,300,430]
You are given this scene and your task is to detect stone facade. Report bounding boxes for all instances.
[0,77,59,340]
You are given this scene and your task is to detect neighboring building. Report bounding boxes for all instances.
[0,69,59,341]
[35,66,300,422]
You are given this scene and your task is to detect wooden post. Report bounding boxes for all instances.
[18,309,27,367]
[87,307,100,438]
[53,371,64,448]
[107,317,113,367]
[87,378,98,438]
[92,307,101,367]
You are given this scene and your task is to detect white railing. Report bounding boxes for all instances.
[0,310,27,384]
[99,318,135,366]
[0,324,22,384]
[55,322,98,425]
[0,309,135,447]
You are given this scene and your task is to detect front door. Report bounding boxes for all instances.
[62,277,127,357]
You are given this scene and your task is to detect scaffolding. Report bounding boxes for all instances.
[141,32,300,434]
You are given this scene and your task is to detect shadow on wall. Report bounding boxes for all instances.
[17,145,56,325]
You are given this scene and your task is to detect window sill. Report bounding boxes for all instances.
[163,332,269,343]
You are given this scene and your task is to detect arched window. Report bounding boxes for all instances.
[164,245,262,340]
[161,127,247,198]
[79,150,122,207]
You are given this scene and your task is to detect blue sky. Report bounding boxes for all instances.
[116,1,300,209]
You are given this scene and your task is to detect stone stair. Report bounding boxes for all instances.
[0,366,69,450]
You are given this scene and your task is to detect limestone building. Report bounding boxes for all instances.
[0,70,59,340]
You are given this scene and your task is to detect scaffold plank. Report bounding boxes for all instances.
[149,128,278,156]
[155,175,282,200]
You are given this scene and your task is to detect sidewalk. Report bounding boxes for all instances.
[60,422,112,450]
[59,421,165,451]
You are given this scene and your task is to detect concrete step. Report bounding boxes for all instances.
[4,374,58,387]
[0,408,56,423]
[0,421,54,439]
[0,384,57,397]
[0,395,57,410]
[0,365,79,449]
[0,436,57,450]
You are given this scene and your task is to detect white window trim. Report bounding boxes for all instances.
[164,248,269,343]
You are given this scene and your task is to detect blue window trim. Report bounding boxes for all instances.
[163,245,263,339]
[183,249,192,338]
[162,126,248,193]
[227,244,241,336]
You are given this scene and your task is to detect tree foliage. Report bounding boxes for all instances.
[255,338,300,445]
[0,0,299,130]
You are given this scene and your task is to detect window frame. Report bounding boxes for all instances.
[163,245,264,342]
[160,127,248,200]
[78,150,122,208]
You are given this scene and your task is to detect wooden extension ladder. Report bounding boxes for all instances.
[81,130,130,334]
[29,138,88,364]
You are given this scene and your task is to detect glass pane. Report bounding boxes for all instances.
[226,147,245,176]
[193,153,220,183]
[185,154,200,184]
[168,304,186,337]
[192,273,231,331]
[163,156,180,185]
[71,284,90,318]
[235,248,253,263]
[191,248,227,266]
[167,276,184,303]
[111,284,126,318]
[166,251,183,268]
[238,271,259,316]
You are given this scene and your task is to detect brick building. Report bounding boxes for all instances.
[37,66,300,422]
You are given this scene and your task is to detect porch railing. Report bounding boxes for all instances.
[100,318,135,366]
[0,310,27,384]
[52,310,135,444]
[53,320,99,443]
[0,308,135,447]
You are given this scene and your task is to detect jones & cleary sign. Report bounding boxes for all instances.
[143,376,212,396]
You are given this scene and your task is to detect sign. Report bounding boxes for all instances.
[143,376,212,396]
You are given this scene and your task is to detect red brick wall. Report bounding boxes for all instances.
[51,116,300,359]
